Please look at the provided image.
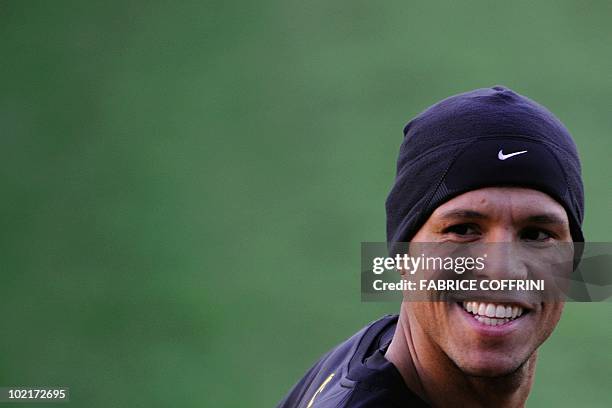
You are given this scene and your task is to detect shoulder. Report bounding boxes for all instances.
[277,315,402,408]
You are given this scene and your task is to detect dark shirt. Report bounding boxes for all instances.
[277,315,429,407]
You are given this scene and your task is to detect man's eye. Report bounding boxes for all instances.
[520,228,553,241]
[443,224,479,236]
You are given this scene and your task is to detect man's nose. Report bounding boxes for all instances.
[483,226,515,244]
[474,228,528,280]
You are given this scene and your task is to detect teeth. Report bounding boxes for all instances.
[495,305,505,318]
[474,315,511,326]
[478,303,486,316]
[462,301,525,324]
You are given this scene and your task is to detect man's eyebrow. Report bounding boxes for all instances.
[438,209,489,220]
[524,213,568,225]
[437,210,568,225]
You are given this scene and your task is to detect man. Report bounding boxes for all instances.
[277,86,584,407]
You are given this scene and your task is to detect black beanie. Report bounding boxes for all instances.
[386,86,585,244]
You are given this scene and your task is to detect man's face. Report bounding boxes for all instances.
[405,187,572,377]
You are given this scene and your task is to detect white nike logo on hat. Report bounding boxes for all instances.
[498,149,528,160]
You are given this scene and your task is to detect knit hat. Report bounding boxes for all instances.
[386,86,584,244]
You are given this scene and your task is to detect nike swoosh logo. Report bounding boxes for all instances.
[498,149,528,160]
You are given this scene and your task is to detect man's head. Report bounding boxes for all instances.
[406,186,571,377]
[386,86,584,378]
[386,85,584,245]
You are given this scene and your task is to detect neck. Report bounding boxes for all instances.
[385,307,536,408]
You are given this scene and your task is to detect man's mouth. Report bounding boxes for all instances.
[460,301,527,326]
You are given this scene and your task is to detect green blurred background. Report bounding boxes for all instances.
[1,1,610,407]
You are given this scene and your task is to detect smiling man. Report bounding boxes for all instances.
[277,86,584,407]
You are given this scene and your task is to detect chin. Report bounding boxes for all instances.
[454,352,530,378]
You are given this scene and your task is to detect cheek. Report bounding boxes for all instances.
[538,303,565,338]
[409,302,451,338]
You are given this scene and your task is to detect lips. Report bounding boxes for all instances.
[461,301,526,326]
